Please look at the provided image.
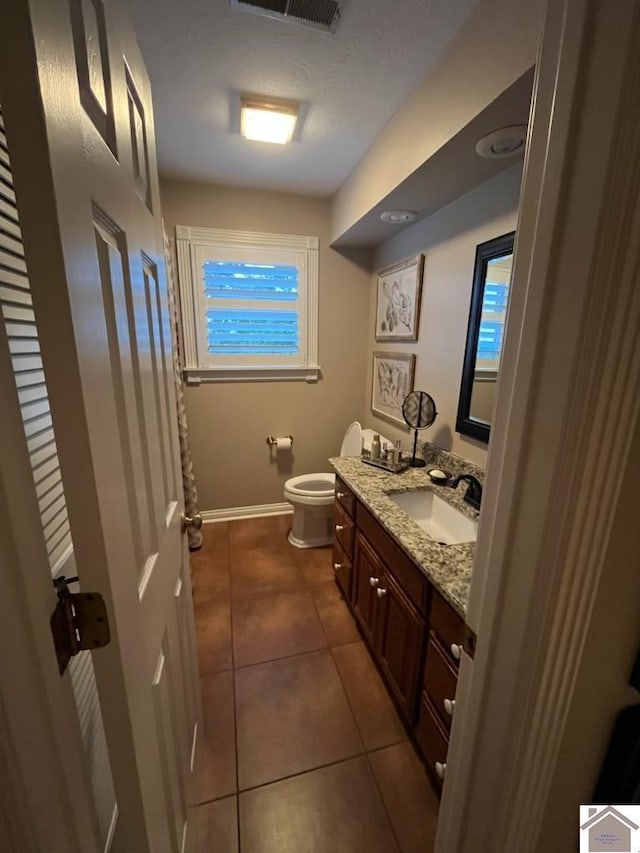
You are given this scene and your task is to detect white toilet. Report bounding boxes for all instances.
[284,422,387,549]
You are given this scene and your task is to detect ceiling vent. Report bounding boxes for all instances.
[230,0,342,33]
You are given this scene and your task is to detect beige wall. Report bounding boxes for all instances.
[364,165,522,467]
[161,179,371,511]
[331,0,542,242]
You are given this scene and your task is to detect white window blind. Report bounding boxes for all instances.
[176,225,319,383]
[476,255,512,374]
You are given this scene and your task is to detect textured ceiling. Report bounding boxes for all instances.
[127,0,479,195]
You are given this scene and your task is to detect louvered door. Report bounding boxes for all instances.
[0,1,201,851]
[0,105,118,850]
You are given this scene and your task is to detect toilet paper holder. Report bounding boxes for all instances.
[266,435,294,447]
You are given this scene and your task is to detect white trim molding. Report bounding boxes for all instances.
[184,365,321,385]
[202,502,293,523]
[175,224,320,382]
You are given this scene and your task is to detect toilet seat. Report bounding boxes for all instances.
[284,472,335,496]
[284,473,335,505]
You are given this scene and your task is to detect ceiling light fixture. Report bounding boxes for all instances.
[240,97,298,145]
[380,210,419,224]
[475,125,527,159]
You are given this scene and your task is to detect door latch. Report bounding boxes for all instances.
[50,575,111,676]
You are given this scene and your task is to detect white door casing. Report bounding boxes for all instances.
[437,0,640,849]
[0,0,202,850]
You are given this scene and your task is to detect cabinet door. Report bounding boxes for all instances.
[332,541,352,600]
[351,533,381,642]
[375,572,425,722]
[333,501,355,560]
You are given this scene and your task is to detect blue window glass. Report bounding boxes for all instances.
[207,309,299,355]
[477,321,504,361]
[482,282,509,314]
[203,260,299,302]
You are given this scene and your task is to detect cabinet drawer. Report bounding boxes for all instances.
[415,693,449,788]
[333,501,354,560]
[335,477,355,520]
[355,501,428,615]
[332,541,352,601]
[430,590,466,668]
[423,633,457,731]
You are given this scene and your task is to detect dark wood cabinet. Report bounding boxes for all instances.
[375,571,425,722]
[333,501,354,560]
[415,694,449,788]
[351,533,380,642]
[331,480,469,794]
[335,476,355,519]
[423,633,458,731]
[430,589,466,668]
[332,542,352,600]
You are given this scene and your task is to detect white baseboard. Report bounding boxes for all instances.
[201,502,293,523]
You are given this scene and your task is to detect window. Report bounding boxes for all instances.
[175,225,320,383]
[475,254,511,375]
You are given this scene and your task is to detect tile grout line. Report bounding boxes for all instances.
[226,524,243,853]
[232,751,366,797]
[364,749,404,853]
[200,522,406,850]
[312,583,372,758]
[321,583,409,850]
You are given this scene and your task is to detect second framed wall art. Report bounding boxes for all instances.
[371,351,416,427]
[375,253,424,342]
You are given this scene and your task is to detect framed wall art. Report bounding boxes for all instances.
[375,254,424,342]
[371,351,416,427]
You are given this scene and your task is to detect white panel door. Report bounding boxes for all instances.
[0,1,201,850]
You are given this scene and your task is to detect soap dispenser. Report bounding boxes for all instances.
[371,434,381,460]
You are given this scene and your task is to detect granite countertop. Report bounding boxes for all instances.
[330,456,479,618]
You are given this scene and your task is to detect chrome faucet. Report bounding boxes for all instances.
[448,474,483,511]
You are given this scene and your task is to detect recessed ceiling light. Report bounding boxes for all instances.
[380,210,419,224]
[475,125,527,159]
[240,97,298,145]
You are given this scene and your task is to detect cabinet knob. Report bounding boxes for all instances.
[336,491,348,499]
[435,761,446,780]
[369,576,379,587]
[333,562,342,572]
[376,587,387,598]
[450,643,462,661]
[335,524,345,532]
[443,698,455,716]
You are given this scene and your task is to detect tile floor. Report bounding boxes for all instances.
[191,515,439,852]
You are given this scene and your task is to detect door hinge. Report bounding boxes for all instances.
[50,576,111,676]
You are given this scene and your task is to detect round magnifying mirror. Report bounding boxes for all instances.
[402,391,437,467]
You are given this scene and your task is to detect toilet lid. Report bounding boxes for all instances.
[340,421,362,456]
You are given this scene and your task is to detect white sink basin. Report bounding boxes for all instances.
[389,490,478,545]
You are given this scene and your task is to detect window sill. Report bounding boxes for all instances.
[184,366,322,385]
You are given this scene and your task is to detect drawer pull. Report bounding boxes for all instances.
[435,761,446,780]
[443,698,455,716]
[335,524,346,532]
[450,643,462,661]
[336,491,348,499]
[369,576,379,587]
[333,562,343,572]
[376,587,387,598]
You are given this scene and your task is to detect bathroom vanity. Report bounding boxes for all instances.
[329,455,479,791]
